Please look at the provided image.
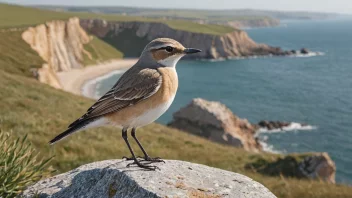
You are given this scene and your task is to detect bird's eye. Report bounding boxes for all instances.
[165,46,174,52]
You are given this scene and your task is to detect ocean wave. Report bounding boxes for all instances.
[290,51,325,58]
[258,137,284,154]
[258,122,317,134]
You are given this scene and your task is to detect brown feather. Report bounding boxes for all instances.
[68,66,162,128]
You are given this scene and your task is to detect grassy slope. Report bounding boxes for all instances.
[83,36,124,65]
[0,30,351,198]
[0,3,234,35]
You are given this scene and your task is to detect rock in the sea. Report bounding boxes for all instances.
[22,160,276,198]
[258,120,290,130]
[168,98,262,152]
[300,48,310,54]
[299,152,336,183]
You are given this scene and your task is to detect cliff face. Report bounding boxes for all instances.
[22,17,92,88]
[80,19,286,59]
[168,98,262,152]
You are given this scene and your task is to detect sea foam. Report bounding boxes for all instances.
[258,122,317,134]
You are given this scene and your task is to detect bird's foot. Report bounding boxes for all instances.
[142,156,165,163]
[126,160,160,171]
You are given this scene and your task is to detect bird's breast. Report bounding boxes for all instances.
[156,67,178,102]
[106,67,178,128]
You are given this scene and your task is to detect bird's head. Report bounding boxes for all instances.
[139,38,201,68]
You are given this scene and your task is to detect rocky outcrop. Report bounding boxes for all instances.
[22,160,276,198]
[168,98,262,152]
[299,152,336,183]
[22,17,92,88]
[80,18,290,59]
[246,153,336,183]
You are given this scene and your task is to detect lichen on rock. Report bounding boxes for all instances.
[21,160,276,198]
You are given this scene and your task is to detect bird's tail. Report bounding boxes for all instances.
[49,119,93,145]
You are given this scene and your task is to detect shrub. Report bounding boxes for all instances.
[0,131,53,198]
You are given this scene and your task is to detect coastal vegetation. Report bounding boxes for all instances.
[0,133,52,198]
[0,3,234,35]
[0,3,351,197]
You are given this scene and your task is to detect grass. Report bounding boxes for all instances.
[0,3,234,35]
[0,32,351,198]
[83,36,123,65]
[0,133,52,198]
[0,31,43,77]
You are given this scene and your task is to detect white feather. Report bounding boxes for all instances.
[158,54,184,68]
[128,94,176,128]
[82,117,111,130]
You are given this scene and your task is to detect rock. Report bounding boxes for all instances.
[246,152,336,183]
[22,17,92,88]
[290,50,297,54]
[80,18,290,60]
[258,120,291,130]
[298,152,336,183]
[22,160,276,198]
[300,48,310,54]
[168,98,262,152]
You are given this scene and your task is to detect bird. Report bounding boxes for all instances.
[49,38,201,170]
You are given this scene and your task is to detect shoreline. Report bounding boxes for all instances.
[56,59,137,98]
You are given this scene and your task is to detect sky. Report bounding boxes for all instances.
[2,0,352,14]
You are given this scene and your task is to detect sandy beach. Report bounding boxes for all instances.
[56,59,137,98]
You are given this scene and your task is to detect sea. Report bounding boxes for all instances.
[94,18,352,184]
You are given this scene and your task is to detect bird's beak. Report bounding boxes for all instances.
[183,48,202,54]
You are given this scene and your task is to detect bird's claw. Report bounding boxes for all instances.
[142,156,165,163]
[126,160,160,171]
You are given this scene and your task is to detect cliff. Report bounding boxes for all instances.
[21,17,293,89]
[168,98,262,152]
[22,160,276,198]
[22,17,92,88]
[80,18,288,59]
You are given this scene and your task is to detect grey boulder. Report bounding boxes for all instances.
[22,160,276,198]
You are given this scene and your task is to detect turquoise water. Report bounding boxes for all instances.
[96,19,352,183]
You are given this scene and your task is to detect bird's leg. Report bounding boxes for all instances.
[131,128,164,163]
[121,128,159,170]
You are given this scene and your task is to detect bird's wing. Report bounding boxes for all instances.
[68,66,162,128]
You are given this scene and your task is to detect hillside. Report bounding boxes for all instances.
[0,3,234,35]
[0,3,293,90]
